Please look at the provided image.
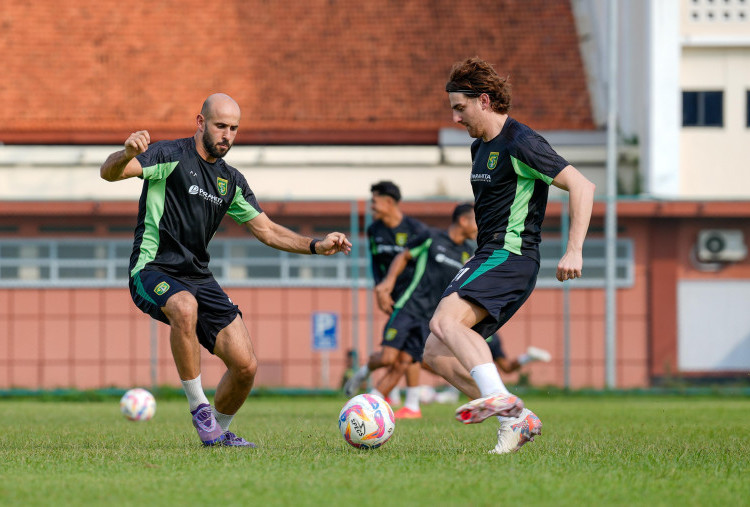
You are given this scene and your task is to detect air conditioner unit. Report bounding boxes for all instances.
[696,229,747,262]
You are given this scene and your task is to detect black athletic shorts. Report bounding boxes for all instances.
[129,269,241,354]
[441,246,539,339]
[380,310,430,362]
[486,333,505,360]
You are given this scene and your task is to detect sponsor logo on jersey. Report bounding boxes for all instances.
[471,173,491,183]
[487,152,499,170]
[385,328,398,341]
[217,177,228,196]
[188,184,223,205]
[154,281,170,295]
[395,233,408,246]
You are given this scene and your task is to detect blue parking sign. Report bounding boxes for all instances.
[312,312,338,351]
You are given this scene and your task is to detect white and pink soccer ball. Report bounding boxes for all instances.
[120,388,157,421]
[338,393,395,449]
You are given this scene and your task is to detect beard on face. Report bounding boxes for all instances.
[202,129,232,159]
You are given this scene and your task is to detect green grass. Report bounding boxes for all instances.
[1,395,748,506]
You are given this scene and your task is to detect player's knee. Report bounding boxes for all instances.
[429,313,448,339]
[164,293,198,328]
[234,355,258,384]
[395,357,411,372]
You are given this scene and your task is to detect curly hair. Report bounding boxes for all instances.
[445,57,512,114]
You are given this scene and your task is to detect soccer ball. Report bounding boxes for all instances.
[120,388,156,421]
[338,393,395,449]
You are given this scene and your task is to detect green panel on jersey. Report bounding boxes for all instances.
[227,185,261,224]
[142,161,179,181]
[460,249,509,288]
[408,238,432,258]
[506,155,551,254]
[393,241,431,310]
[130,162,178,276]
[510,155,554,184]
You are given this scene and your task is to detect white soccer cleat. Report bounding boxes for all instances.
[455,393,524,424]
[490,408,543,454]
[526,346,551,363]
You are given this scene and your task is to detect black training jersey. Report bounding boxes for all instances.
[470,117,568,262]
[367,215,429,300]
[129,137,262,279]
[396,227,474,318]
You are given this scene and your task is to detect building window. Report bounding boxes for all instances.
[682,91,723,127]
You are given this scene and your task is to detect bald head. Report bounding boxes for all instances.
[196,93,241,161]
[200,93,241,122]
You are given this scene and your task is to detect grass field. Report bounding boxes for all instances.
[1,394,747,506]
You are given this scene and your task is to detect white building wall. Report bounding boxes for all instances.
[680,47,750,197]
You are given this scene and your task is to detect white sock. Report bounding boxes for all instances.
[370,388,385,399]
[404,387,420,412]
[470,362,510,397]
[181,375,210,412]
[212,407,234,432]
[388,387,401,403]
[518,353,532,365]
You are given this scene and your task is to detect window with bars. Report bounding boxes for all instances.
[0,237,634,289]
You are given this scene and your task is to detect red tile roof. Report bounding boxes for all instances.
[0,0,594,144]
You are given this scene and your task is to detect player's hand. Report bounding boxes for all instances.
[316,232,352,256]
[124,130,151,159]
[374,283,394,314]
[556,248,583,282]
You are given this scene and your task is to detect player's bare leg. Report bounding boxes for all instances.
[429,293,493,371]
[422,334,480,399]
[212,315,258,447]
[374,353,410,399]
[213,315,258,414]
[162,291,224,446]
[344,345,399,396]
[162,291,201,381]
[394,359,424,419]
[428,294,524,423]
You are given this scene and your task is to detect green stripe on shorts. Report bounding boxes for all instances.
[460,249,510,288]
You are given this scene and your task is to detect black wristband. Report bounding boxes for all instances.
[309,238,319,255]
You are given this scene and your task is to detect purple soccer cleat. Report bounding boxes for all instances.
[191,403,225,446]
[221,431,257,448]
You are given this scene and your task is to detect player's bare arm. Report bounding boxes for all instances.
[551,165,596,282]
[374,250,412,314]
[100,130,150,181]
[244,213,352,255]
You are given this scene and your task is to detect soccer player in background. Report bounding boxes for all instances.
[422,57,595,454]
[100,93,351,447]
[371,203,478,419]
[343,181,429,400]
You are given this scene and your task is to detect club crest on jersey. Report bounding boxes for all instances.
[154,282,170,296]
[487,152,499,170]
[385,328,398,341]
[395,233,408,246]
[217,177,228,196]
